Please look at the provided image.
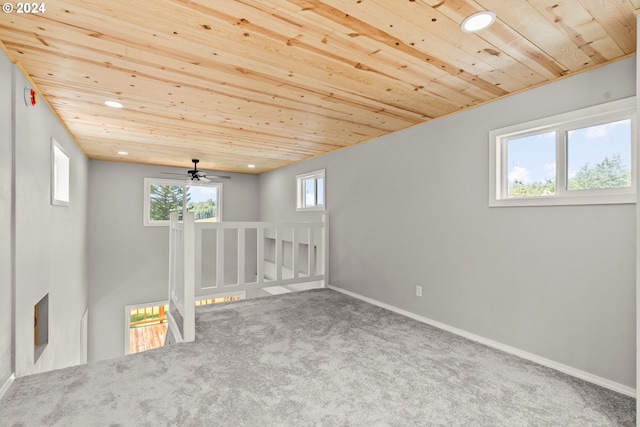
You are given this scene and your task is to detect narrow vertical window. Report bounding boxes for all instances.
[316,177,324,206]
[51,138,70,206]
[303,178,316,208]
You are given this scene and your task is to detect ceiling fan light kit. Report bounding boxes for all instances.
[160,159,231,182]
[187,159,209,182]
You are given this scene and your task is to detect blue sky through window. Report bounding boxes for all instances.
[188,185,217,204]
[507,131,555,188]
[567,119,631,179]
[507,119,631,188]
[304,178,316,207]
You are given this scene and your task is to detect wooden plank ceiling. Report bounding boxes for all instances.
[0,0,637,174]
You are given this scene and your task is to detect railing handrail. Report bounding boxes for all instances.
[167,214,328,345]
[195,219,325,230]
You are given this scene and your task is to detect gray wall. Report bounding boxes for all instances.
[88,161,259,362]
[11,63,89,376]
[0,49,14,387]
[259,57,636,388]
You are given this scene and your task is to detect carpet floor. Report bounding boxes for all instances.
[0,289,635,426]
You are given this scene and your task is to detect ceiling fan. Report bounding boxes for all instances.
[161,159,231,182]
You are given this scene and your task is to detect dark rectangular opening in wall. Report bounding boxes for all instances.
[34,294,49,362]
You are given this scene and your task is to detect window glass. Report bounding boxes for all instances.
[303,178,316,208]
[144,178,222,226]
[187,185,219,222]
[489,97,635,207]
[317,177,324,206]
[507,132,556,198]
[567,119,632,191]
[51,138,70,206]
[296,169,325,211]
[149,184,184,221]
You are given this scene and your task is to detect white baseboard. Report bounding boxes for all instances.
[0,374,15,401]
[328,285,636,398]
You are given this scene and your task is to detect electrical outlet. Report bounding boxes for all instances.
[416,285,422,297]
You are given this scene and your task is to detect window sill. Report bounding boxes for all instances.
[143,221,171,227]
[296,205,325,212]
[490,192,635,207]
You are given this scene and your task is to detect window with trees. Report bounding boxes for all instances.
[296,169,325,211]
[143,178,223,226]
[489,97,636,207]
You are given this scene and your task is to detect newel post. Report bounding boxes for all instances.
[322,214,329,288]
[182,211,195,342]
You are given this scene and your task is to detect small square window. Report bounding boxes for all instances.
[296,169,325,211]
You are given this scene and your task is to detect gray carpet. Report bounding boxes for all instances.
[0,289,635,426]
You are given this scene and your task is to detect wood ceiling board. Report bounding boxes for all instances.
[82,139,323,166]
[105,1,436,108]
[292,0,509,98]
[61,105,361,150]
[428,4,566,80]
[442,1,581,75]
[86,141,286,174]
[355,0,531,82]
[22,2,424,111]
[527,0,626,62]
[63,112,359,154]
[0,0,636,173]
[268,1,541,96]
[477,0,596,72]
[51,88,399,142]
[577,0,637,54]
[13,38,427,135]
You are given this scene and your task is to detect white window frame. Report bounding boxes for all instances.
[296,169,325,211]
[51,138,70,206]
[143,178,223,226]
[490,97,636,207]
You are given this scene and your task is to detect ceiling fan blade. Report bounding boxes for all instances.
[160,172,188,176]
[161,161,231,182]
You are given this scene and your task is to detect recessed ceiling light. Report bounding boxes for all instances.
[105,100,124,108]
[117,151,128,155]
[248,164,256,169]
[461,11,496,33]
